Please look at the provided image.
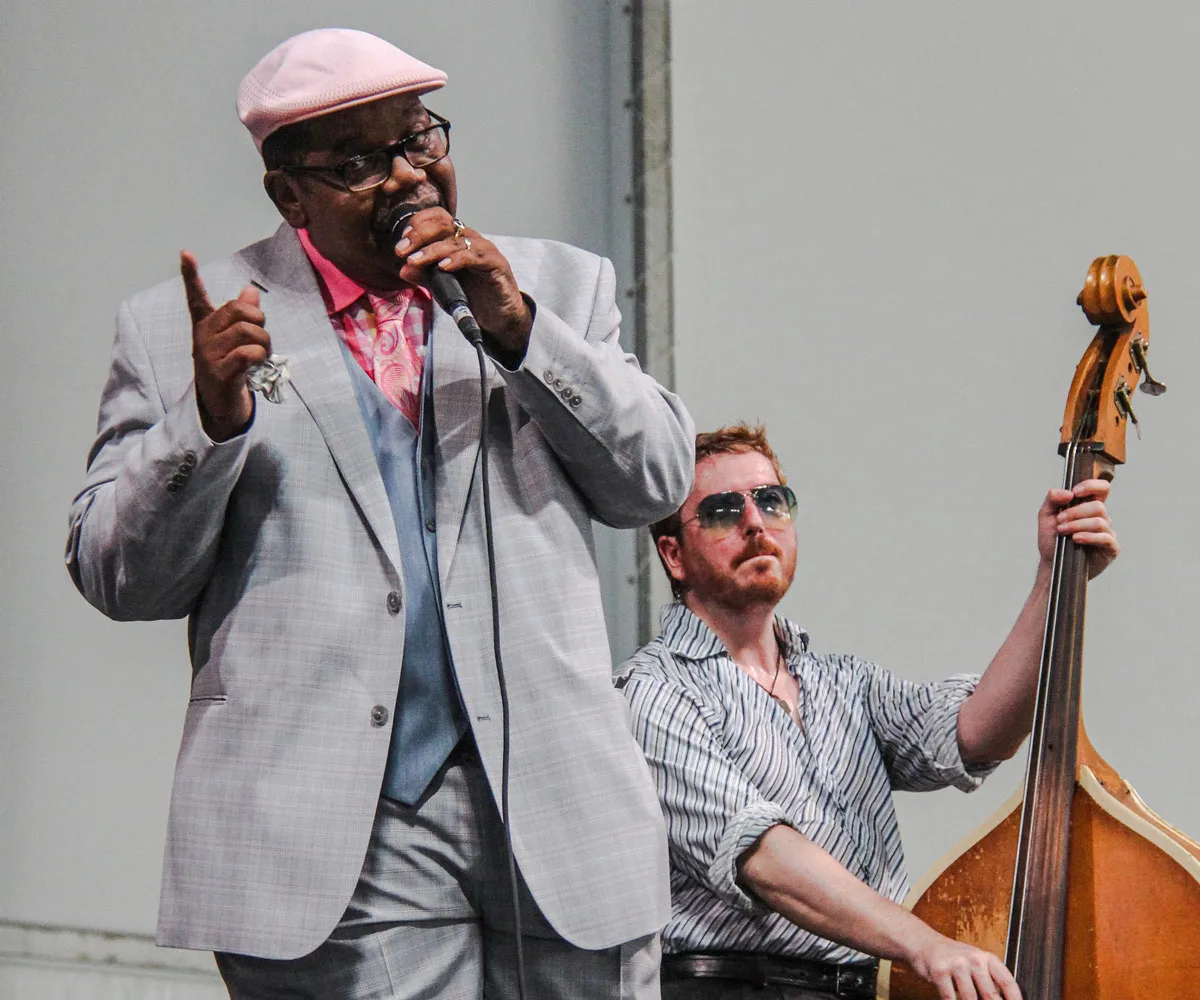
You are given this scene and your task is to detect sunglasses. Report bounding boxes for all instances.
[683,484,798,532]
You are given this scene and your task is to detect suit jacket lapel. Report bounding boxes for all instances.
[247,226,402,577]
[431,306,487,585]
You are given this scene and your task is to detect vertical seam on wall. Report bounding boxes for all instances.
[630,0,675,644]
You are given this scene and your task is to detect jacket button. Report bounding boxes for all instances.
[569,395,582,409]
[386,591,402,614]
[553,377,565,390]
[166,480,180,493]
[543,369,555,384]
[181,451,198,470]
[371,705,389,727]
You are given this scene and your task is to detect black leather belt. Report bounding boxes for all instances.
[661,951,878,999]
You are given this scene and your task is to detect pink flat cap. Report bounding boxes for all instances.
[237,28,447,150]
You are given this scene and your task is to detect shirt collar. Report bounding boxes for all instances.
[658,602,810,662]
[296,228,366,315]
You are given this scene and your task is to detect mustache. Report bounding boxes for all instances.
[371,191,442,235]
[735,535,783,566]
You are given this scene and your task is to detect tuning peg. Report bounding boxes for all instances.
[1130,336,1167,396]
[1115,379,1142,439]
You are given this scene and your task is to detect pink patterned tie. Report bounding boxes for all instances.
[367,290,428,428]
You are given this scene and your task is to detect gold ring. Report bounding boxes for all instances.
[462,237,472,252]
[452,218,466,240]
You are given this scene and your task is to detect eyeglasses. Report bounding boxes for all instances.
[683,484,798,533]
[281,111,451,193]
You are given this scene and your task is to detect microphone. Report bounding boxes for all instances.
[386,207,483,345]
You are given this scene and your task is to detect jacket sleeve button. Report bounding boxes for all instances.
[386,591,402,615]
[371,705,389,727]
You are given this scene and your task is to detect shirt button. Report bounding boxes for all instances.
[543,369,555,384]
[386,591,402,615]
[424,517,436,533]
[371,705,389,727]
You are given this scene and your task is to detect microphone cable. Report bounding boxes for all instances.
[386,207,527,999]
[470,330,529,1000]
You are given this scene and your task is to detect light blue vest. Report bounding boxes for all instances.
[340,343,468,804]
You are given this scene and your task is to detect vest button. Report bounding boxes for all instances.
[424,517,436,533]
[386,591,402,614]
[371,705,389,727]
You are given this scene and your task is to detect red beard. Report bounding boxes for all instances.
[687,533,796,610]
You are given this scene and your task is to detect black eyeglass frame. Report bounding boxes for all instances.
[682,484,798,531]
[279,111,452,193]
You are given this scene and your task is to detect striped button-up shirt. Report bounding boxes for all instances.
[617,603,995,963]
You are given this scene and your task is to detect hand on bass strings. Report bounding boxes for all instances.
[907,928,1021,1000]
[1037,478,1119,579]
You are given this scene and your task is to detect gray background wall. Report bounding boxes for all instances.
[0,0,639,951]
[671,1,1199,885]
[2,0,1197,985]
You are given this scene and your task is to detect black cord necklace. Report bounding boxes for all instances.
[766,648,792,715]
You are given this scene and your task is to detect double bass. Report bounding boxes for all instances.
[881,256,1200,999]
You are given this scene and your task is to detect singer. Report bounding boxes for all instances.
[65,28,693,1000]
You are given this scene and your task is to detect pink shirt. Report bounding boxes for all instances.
[297,228,433,428]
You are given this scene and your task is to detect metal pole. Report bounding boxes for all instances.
[629,0,676,643]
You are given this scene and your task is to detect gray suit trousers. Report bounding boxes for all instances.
[216,739,660,1000]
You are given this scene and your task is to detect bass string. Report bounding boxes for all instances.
[1005,436,1080,967]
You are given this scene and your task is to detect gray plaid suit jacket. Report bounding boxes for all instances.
[66,224,694,959]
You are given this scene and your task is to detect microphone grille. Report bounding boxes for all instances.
[385,205,419,242]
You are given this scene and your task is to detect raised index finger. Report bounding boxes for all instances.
[179,250,214,324]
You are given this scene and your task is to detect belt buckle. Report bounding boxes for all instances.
[834,964,872,998]
[750,954,769,989]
